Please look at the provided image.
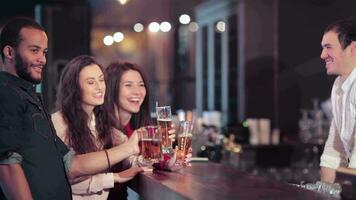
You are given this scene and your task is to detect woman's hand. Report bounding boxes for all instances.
[165,147,192,171]
[126,130,140,155]
[113,167,143,183]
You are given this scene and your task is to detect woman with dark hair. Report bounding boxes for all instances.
[52,55,142,200]
[104,61,191,199]
[104,61,151,136]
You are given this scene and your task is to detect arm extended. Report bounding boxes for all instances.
[0,163,33,200]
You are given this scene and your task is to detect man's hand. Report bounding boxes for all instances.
[166,147,192,171]
[321,166,336,183]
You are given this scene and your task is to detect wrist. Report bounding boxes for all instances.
[113,173,119,183]
[121,142,135,156]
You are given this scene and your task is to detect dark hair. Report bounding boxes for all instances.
[0,17,45,61]
[104,61,151,131]
[324,19,356,49]
[56,55,114,154]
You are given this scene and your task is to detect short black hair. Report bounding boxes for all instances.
[324,19,356,49]
[0,17,45,61]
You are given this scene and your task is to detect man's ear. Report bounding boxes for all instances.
[2,45,15,60]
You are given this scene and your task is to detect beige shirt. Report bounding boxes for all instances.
[320,68,356,169]
[52,111,128,200]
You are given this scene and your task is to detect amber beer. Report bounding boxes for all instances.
[157,119,172,148]
[138,126,162,163]
[177,134,192,161]
[139,138,161,160]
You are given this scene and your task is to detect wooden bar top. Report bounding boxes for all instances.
[129,162,336,200]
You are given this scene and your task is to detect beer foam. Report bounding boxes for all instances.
[140,138,153,142]
[157,118,172,122]
[178,133,193,137]
[140,138,161,142]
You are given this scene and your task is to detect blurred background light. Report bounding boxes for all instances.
[133,23,144,32]
[160,21,171,32]
[117,0,128,5]
[188,22,199,32]
[148,22,160,32]
[103,35,114,46]
[216,21,226,32]
[113,32,124,43]
[179,14,191,24]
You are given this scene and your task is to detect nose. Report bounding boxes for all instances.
[95,81,105,90]
[320,48,327,60]
[132,86,142,95]
[38,54,46,65]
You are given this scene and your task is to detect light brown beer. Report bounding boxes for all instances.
[139,138,162,160]
[177,134,192,161]
[157,119,172,148]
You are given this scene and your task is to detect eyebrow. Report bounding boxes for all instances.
[321,43,331,48]
[85,74,104,80]
[122,80,144,83]
[27,44,48,51]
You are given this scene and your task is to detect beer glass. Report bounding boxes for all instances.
[138,126,162,164]
[176,121,193,165]
[156,105,173,154]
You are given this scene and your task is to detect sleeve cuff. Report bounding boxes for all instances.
[0,152,22,164]
[349,155,356,168]
[88,173,114,193]
[101,173,115,189]
[320,154,343,169]
[63,148,76,174]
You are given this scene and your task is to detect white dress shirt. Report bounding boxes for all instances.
[320,68,356,169]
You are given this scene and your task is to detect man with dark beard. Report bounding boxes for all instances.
[0,18,140,200]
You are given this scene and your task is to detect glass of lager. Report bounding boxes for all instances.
[156,105,173,154]
[176,120,193,165]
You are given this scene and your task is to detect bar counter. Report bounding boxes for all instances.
[129,162,336,200]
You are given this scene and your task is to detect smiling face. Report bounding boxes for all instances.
[118,69,146,117]
[320,30,352,77]
[13,27,48,84]
[79,64,106,110]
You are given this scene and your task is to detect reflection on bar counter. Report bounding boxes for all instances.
[189,108,324,185]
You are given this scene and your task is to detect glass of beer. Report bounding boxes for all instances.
[138,126,162,165]
[176,121,193,165]
[156,105,173,154]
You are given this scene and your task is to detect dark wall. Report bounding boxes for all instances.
[244,0,278,125]
[0,0,90,111]
[278,0,356,135]
[37,3,91,111]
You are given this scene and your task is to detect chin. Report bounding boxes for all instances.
[129,108,140,114]
[93,101,104,106]
[326,69,336,75]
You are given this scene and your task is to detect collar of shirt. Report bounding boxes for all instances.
[0,71,36,92]
[341,67,356,92]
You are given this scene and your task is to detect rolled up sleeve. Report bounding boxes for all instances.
[0,152,23,165]
[320,120,348,169]
[63,148,76,174]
